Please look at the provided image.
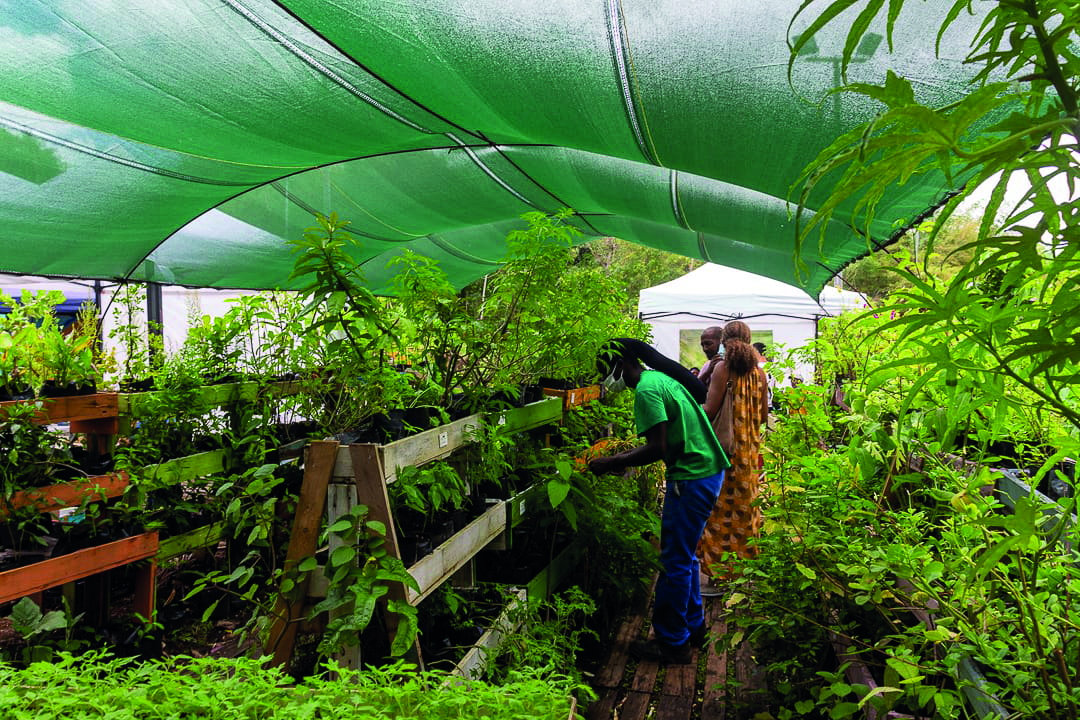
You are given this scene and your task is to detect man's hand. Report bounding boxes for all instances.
[589,455,623,476]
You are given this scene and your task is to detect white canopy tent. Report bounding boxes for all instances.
[639,264,866,380]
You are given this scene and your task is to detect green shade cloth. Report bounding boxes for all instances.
[0,1,985,295]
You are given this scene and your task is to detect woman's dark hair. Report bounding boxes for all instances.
[598,338,707,403]
[722,321,757,376]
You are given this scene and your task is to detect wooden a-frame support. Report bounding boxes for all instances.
[265,440,339,667]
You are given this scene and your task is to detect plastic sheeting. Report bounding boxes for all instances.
[0,1,988,294]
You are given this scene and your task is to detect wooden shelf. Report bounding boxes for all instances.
[405,500,508,605]
[118,379,303,418]
[157,521,228,561]
[141,450,228,485]
[0,532,159,620]
[542,385,601,410]
[1,473,130,520]
[0,392,118,425]
[332,398,562,483]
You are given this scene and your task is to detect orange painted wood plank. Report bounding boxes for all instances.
[1,473,130,519]
[0,393,119,424]
[0,532,159,605]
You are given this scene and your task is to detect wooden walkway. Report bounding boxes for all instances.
[587,590,767,720]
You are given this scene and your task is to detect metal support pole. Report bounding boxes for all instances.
[146,282,163,362]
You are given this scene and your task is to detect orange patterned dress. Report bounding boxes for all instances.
[698,368,764,579]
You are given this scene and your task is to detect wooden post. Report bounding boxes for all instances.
[326,482,362,671]
[349,444,422,665]
[265,440,339,667]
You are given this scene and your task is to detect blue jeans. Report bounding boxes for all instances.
[652,470,725,646]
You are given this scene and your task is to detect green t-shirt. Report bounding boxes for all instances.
[633,370,730,481]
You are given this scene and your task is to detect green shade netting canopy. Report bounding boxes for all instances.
[0,0,984,295]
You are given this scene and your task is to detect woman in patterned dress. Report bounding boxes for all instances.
[698,321,769,587]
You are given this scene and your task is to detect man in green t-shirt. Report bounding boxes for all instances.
[589,339,729,664]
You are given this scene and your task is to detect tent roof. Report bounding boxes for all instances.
[0,1,986,294]
[639,263,866,321]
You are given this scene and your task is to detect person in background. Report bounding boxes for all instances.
[696,326,725,387]
[589,338,729,664]
[698,321,769,593]
[752,341,775,409]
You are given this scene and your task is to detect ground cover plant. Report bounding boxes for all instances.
[0,651,581,719]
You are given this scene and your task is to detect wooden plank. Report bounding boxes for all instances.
[661,647,698,696]
[448,587,527,681]
[333,414,480,482]
[630,657,660,693]
[506,482,549,529]
[331,399,562,482]
[494,397,563,433]
[406,501,507,605]
[70,416,120,435]
[141,450,227,485]
[542,386,600,410]
[587,688,620,720]
[264,440,338,667]
[0,532,159,605]
[118,380,301,418]
[997,468,1076,547]
[701,604,728,720]
[956,656,1009,720]
[349,443,414,655]
[1,473,130,519]
[654,691,693,720]
[619,691,653,720]
[156,521,228,561]
[734,637,767,718]
[594,573,659,690]
[0,392,119,424]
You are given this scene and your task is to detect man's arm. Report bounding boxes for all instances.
[588,422,667,475]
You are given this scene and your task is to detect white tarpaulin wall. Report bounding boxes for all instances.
[639,264,866,381]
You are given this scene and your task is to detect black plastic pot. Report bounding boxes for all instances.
[119,377,154,392]
[397,534,433,566]
[430,517,456,546]
[39,380,96,398]
[403,406,434,434]
[0,383,34,401]
[522,384,546,405]
[373,409,406,443]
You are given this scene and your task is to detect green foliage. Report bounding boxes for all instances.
[583,236,702,314]
[776,6,1080,711]
[391,461,469,524]
[286,212,401,428]
[0,289,101,392]
[312,503,420,659]
[0,651,580,719]
[3,597,85,665]
[388,211,646,409]
[486,586,598,695]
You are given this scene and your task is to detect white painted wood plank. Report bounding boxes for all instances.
[406,500,507,605]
